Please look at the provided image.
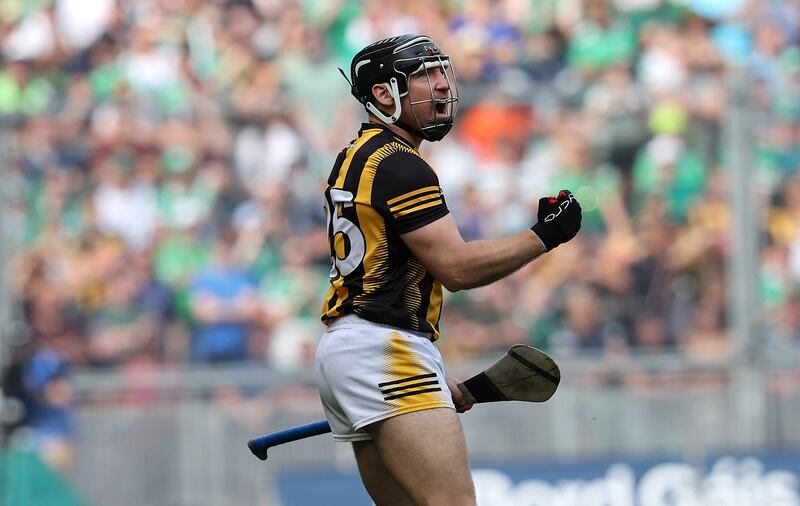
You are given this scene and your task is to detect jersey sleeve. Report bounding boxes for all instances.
[371,148,449,234]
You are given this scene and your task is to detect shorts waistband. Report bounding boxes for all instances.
[327,314,434,340]
[327,314,370,329]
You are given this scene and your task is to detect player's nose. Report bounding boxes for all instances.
[432,69,450,91]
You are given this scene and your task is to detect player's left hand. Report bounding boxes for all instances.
[446,377,474,413]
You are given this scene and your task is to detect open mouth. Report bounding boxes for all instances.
[435,102,447,114]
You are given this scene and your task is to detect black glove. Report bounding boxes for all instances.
[530,189,582,251]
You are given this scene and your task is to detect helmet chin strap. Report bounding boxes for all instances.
[418,119,453,142]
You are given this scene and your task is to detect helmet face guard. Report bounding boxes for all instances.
[396,54,459,141]
[350,35,460,142]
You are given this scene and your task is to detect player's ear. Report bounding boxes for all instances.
[371,83,394,108]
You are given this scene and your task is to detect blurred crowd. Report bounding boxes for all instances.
[1,0,800,471]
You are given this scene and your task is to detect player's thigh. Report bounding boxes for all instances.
[352,440,415,506]
[369,407,476,506]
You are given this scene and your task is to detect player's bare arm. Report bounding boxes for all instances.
[400,214,545,292]
[401,190,582,292]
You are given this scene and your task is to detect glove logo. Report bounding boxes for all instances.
[543,192,575,222]
[531,189,581,251]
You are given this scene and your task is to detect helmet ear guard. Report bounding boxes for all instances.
[364,78,403,124]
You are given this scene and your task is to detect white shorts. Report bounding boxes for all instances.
[314,314,455,442]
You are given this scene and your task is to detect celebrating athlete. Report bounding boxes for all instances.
[314,34,582,505]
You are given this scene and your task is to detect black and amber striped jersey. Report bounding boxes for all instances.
[320,123,449,339]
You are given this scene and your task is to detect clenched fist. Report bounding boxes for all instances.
[531,189,582,251]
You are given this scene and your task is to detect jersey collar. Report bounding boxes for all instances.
[359,122,418,151]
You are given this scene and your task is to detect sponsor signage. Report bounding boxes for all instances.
[277,453,800,506]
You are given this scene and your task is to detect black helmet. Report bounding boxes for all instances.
[347,34,459,142]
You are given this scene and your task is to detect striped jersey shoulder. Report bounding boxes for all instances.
[327,126,387,188]
[386,183,443,220]
[369,140,446,232]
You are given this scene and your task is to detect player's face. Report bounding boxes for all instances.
[404,62,454,126]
